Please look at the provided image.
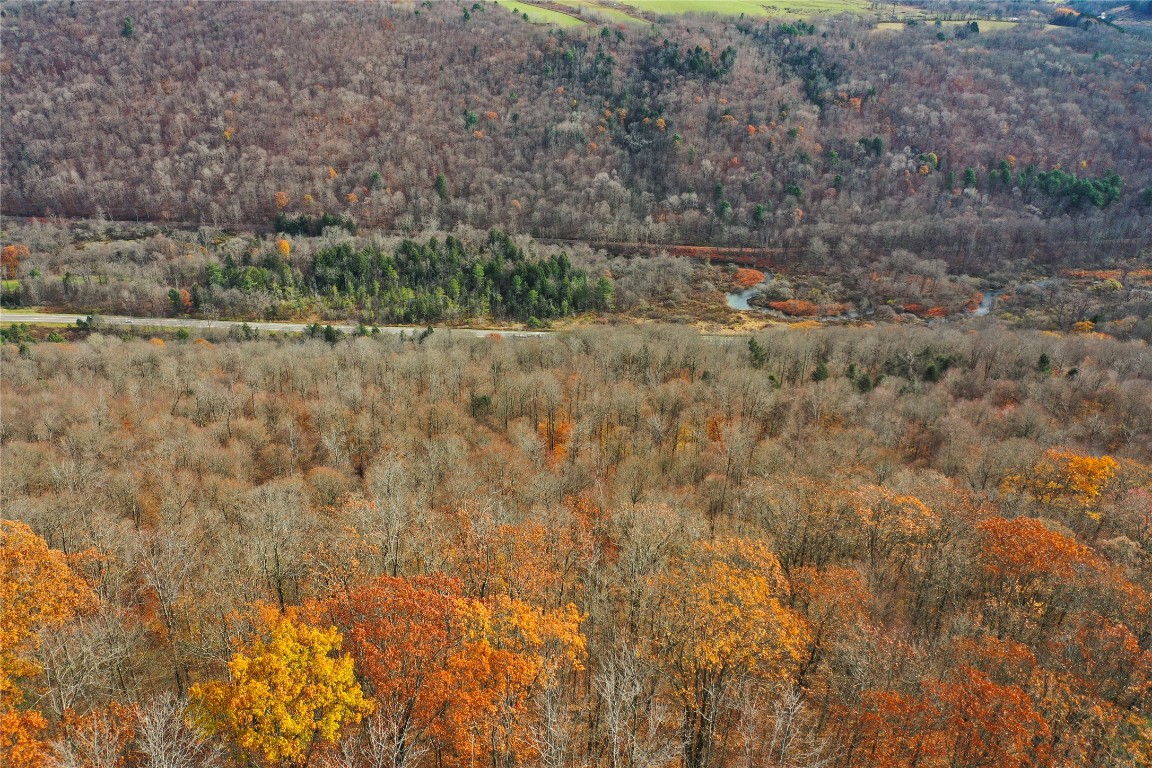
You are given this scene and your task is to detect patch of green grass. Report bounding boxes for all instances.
[509,3,587,26]
[616,0,771,16]
[553,0,649,24]
[875,19,1030,33]
[940,19,1020,31]
[616,0,873,18]
[2,320,73,328]
[758,0,874,15]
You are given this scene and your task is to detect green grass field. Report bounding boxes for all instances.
[875,19,1030,32]
[510,0,883,26]
[508,3,588,26]
[553,0,650,24]
[616,0,770,16]
[940,19,1021,31]
[614,0,873,17]
[757,0,873,14]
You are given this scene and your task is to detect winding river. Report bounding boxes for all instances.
[726,285,763,311]
[728,277,1060,320]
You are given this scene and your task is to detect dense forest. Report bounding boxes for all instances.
[2,2,1151,767]
[2,0,1150,271]
[2,324,1150,767]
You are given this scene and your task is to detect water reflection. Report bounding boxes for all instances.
[725,275,770,311]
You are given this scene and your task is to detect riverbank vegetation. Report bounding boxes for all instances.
[4,219,1151,339]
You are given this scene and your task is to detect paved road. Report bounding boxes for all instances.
[0,311,551,338]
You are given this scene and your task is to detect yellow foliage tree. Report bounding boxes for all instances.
[277,239,291,258]
[191,607,372,768]
[1004,449,1118,520]
[851,485,938,569]
[650,538,809,768]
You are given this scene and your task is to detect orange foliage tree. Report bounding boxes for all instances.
[978,516,1102,584]
[51,703,137,768]
[976,517,1103,642]
[853,668,1051,768]
[923,670,1050,768]
[850,485,938,570]
[768,299,849,317]
[311,575,474,765]
[2,244,28,279]
[438,506,592,607]
[0,521,97,768]
[538,417,572,466]
[0,709,49,768]
[311,574,585,768]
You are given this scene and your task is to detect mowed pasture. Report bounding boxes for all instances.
[552,0,650,24]
[507,2,588,26]
[513,0,877,24]
[512,1,1039,31]
[874,19,1043,33]
[615,0,775,16]
[747,0,875,15]
[616,0,875,17]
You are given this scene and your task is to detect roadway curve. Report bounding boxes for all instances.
[0,311,551,338]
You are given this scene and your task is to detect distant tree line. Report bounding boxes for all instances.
[274,212,357,237]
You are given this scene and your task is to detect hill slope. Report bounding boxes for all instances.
[2,1,1150,271]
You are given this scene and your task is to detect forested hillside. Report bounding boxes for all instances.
[2,2,1151,766]
[2,0,1151,270]
[2,325,1151,766]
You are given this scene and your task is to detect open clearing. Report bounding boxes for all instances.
[614,0,772,16]
[507,3,588,26]
[875,19,1040,33]
[518,2,1038,26]
[752,0,873,14]
[552,0,650,24]
[614,0,873,17]
[517,1,884,23]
